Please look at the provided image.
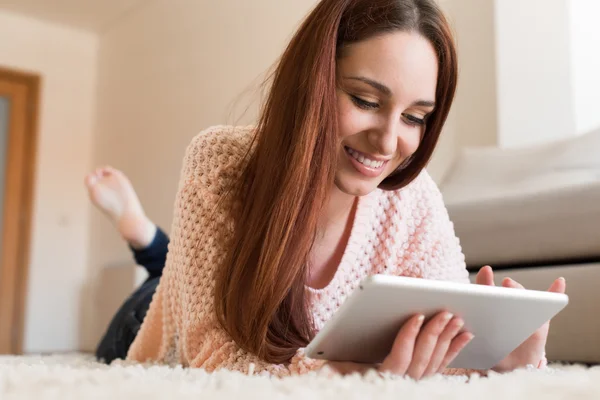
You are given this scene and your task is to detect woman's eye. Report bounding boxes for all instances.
[402,113,426,127]
[351,95,379,110]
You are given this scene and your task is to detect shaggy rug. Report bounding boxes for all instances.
[1,353,599,399]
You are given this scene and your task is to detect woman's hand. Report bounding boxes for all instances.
[326,311,474,380]
[475,265,566,372]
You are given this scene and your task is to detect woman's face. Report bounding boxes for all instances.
[334,31,438,196]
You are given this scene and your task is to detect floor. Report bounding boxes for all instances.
[1,353,599,399]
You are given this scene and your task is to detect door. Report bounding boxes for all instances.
[0,67,39,355]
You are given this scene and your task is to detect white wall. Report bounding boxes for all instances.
[0,10,97,353]
[86,0,320,351]
[569,0,600,135]
[494,0,576,149]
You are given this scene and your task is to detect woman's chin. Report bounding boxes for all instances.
[334,175,380,197]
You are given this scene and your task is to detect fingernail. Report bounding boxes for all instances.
[466,333,475,342]
[417,315,425,325]
[559,277,565,282]
[443,312,454,323]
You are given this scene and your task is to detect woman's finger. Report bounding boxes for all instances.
[475,265,495,286]
[528,278,567,343]
[437,332,475,373]
[379,314,424,375]
[548,277,566,294]
[326,361,375,375]
[502,277,524,290]
[422,316,465,377]
[405,312,454,380]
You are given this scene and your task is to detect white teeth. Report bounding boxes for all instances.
[346,147,384,168]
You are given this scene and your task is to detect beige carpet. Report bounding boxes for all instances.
[1,353,599,399]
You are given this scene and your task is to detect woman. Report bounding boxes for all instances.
[92,0,565,379]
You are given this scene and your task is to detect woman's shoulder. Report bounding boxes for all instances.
[409,170,444,202]
[186,124,255,167]
[190,124,255,150]
[384,169,444,205]
[182,125,256,184]
[378,169,449,225]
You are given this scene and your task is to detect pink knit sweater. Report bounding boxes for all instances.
[126,125,471,376]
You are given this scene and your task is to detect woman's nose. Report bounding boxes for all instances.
[369,117,400,156]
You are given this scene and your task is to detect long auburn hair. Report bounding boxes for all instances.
[214,0,458,363]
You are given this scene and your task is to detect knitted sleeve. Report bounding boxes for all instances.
[127,125,326,377]
[190,331,326,377]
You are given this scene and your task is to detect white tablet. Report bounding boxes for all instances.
[306,274,568,370]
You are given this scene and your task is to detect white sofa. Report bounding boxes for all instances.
[439,128,600,364]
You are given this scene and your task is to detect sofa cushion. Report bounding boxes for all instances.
[440,128,600,267]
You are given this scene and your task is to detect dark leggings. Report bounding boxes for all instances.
[95,227,170,364]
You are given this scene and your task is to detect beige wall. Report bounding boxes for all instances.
[0,0,454,355]
[86,0,322,351]
[0,10,97,353]
[427,0,499,183]
[442,0,498,150]
[88,0,580,348]
[7,0,595,353]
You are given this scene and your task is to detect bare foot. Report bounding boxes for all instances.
[85,166,156,249]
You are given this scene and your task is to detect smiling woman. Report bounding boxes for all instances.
[91,0,565,380]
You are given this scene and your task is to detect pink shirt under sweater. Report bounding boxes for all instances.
[127,125,473,376]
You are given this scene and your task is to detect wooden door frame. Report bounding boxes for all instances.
[0,66,40,355]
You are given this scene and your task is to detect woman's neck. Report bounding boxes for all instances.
[320,184,357,232]
[308,184,358,289]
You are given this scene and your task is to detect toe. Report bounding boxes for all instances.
[85,174,97,187]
